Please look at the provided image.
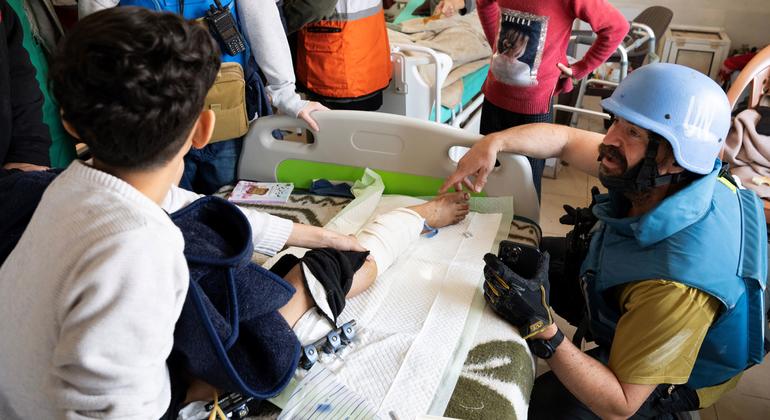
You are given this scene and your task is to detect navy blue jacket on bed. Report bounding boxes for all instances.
[169,196,300,398]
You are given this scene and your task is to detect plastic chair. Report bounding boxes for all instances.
[724,44,770,220]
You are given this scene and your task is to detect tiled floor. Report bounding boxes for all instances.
[537,107,770,419]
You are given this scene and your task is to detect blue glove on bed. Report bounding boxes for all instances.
[483,241,553,340]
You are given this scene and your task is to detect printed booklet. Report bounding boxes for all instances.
[228,180,294,205]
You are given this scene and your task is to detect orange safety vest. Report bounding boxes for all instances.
[296,1,391,99]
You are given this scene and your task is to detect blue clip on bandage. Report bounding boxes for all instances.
[422,222,438,238]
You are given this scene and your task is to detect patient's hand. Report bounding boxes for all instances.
[440,135,501,193]
[433,0,465,17]
[297,101,328,132]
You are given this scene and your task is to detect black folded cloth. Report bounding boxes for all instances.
[272,248,369,324]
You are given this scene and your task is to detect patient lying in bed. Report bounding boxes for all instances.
[182,191,471,404]
[279,191,470,325]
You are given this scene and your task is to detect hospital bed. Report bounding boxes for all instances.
[235,111,540,418]
[379,1,491,132]
[239,110,539,224]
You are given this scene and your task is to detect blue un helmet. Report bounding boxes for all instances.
[601,63,731,175]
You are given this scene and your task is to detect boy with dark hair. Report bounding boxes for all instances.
[0,7,364,418]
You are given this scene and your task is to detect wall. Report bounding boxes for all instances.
[608,0,770,50]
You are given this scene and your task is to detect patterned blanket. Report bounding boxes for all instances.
[226,190,539,419]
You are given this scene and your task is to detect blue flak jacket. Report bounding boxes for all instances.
[581,161,768,389]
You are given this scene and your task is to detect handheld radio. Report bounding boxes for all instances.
[204,0,246,56]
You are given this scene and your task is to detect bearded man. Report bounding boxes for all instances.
[441,63,768,419]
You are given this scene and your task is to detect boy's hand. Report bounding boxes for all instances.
[297,102,328,132]
[325,231,367,252]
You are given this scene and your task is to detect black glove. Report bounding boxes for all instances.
[559,186,600,228]
[483,241,553,339]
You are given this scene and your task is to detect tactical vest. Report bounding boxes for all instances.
[296,0,391,99]
[581,162,767,389]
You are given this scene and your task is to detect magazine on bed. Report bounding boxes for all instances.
[228,180,294,205]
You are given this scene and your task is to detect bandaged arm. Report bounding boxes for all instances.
[78,0,118,17]
[356,208,425,276]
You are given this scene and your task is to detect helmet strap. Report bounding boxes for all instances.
[599,136,689,194]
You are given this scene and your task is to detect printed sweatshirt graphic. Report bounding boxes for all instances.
[478,0,628,115]
[491,9,548,87]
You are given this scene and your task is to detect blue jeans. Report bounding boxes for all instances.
[179,139,242,195]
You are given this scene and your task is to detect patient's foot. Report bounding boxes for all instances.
[409,192,470,228]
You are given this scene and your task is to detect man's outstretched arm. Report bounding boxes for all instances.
[440,124,604,193]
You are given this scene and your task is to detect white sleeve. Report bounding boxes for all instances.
[161,186,204,213]
[162,186,293,255]
[240,207,294,255]
[237,0,308,117]
[78,0,119,17]
[47,230,189,419]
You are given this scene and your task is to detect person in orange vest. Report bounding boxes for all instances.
[285,0,392,111]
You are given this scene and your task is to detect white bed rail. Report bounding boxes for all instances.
[389,43,452,123]
[238,111,540,223]
[383,43,485,131]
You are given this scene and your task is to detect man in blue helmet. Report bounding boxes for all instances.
[441,63,768,418]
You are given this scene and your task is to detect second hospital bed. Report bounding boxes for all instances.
[380,2,491,132]
[233,111,541,418]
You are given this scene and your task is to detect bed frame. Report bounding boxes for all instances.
[380,43,486,132]
[237,110,540,224]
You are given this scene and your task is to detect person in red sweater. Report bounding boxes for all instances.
[476,0,628,197]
